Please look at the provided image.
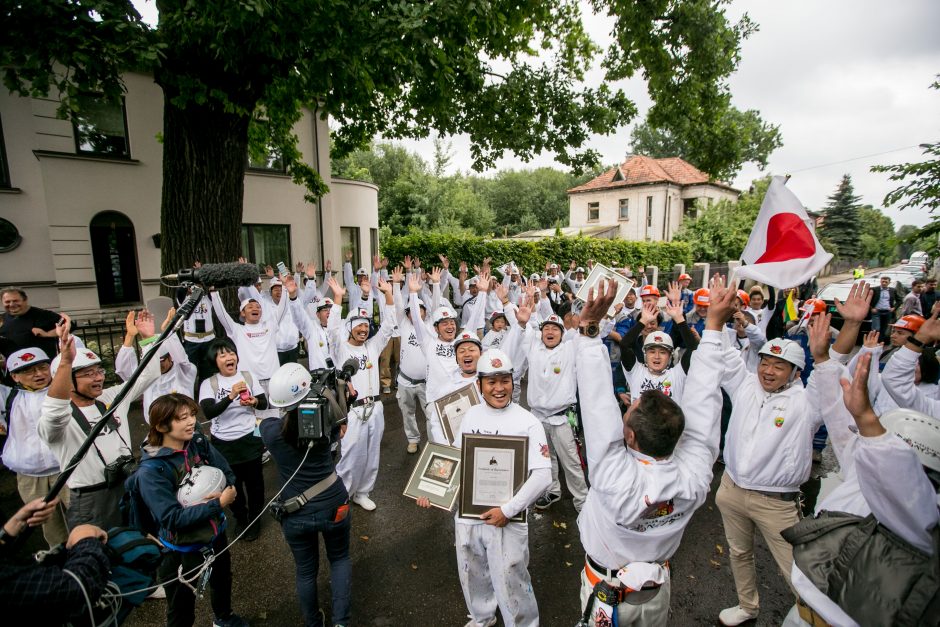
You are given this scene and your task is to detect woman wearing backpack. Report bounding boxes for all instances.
[198,338,268,541]
[137,393,248,627]
[262,363,352,627]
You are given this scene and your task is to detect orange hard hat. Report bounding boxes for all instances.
[693,288,710,307]
[639,285,660,298]
[678,273,692,282]
[892,315,925,332]
[801,298,826,314]
[736,290,750,308]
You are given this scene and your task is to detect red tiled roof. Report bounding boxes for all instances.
[567,155,736,194]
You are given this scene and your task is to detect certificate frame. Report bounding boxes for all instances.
[458,433,528,523]
[403,442,462,511]
[434,383,481,446]
[574,263,635,317]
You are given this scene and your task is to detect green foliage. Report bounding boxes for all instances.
[380,233,692,274]
[672,177,769,261]
[817,174,862,259]
[857,205,896,264]
[629,107,782,180]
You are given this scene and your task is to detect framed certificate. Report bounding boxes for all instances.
[574,263,635,317]
[403,443,461,511]
[434,383,481,446]
[458,434,528,523]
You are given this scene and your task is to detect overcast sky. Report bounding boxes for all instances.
[135,0,939,227]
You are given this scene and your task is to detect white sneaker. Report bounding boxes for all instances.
[718,605,758,626]
[407,442,419,454]
[463,618,497,627]
[352,494,376,511]
[146,585,166,600]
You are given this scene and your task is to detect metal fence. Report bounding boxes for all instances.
[73,317,138,385]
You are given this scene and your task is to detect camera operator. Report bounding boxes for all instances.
[1,497,111,626]
[39,312,161,528]
[263,363,352,627]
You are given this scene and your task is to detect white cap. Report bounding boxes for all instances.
[575,266,585,274]
[880,409,940,472]
[539,314,564,330]
[239,298,260,311]
[269,277,283,287]
[758,338,805,370]
[355,268,368,277]
[643,332,674,352]
[478,349,514,376]
[453,329,482,350]
[7,347,51,373]
[267,363,313,408]
[51,348,102,377]
[316,298,335,311]
[433,306,457,325]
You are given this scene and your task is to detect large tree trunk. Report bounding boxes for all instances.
[159,96,251,288]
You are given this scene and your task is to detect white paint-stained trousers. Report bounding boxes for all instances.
[396,380,427,444]
[336,402,385,498]
[578,567,671,626]
[543,421,588,510]
[455,522,539,627]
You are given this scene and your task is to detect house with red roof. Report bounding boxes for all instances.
[565,155,740,242]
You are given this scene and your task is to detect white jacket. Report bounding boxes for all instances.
[211,289,287,380]
[576,329,725,568]
[721,343,821,492]
[881,345,940,418]
[2,386,59,476]
[501,318,577,424]
[114,334,196,422]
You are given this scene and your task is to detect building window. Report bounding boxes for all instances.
[89,211,141,306]
[241,224,292,267]
[683,198,699,218]
[340,226,361,271]
[587,202,599,222]
[247,144,286,172]
[646,196,654,228]
[0,114,10,188]
[73,95,130,158]
[0,218,22,252]
[618,198,629,221]
[370,228,378,260]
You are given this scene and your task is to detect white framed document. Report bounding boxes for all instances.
[458,433,528,523]
[403,442,461,511]
[574,263,635,317]
[434,383,481,446]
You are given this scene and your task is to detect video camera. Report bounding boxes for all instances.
[296,358,358,443]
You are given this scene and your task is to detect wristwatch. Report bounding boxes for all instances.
[579,322,600,338]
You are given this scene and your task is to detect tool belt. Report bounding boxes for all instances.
[352,396,378,408]
[398,372,426,386]
[184,330,215,339]
[754,488,801,502]
[269,472,338,521]
[584,554,666,606]
[797,598,832,627]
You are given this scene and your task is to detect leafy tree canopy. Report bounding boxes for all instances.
[629,106,782,181]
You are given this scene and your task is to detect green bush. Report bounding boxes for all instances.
[380,233,692,272]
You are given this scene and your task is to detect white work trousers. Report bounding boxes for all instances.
[455,522,539,627]
[579,567,671,626]
[543,421,588,511]
[336,402,385,498]
[396,380,427,444]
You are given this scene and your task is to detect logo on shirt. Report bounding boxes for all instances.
[640,377,672,396]
[774,416,784,428]
[540,444,550,458]
[435,344,454,358]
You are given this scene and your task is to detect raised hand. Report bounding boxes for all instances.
[664,289,684,322]
[477,269,492,292]
[325,259,333,273]
[345,250,353,262]
[834,281,872,323]
[581,278,618,324]
[569,260,576,271]
[306,262,317,278]
[295,261,304,273]
[639,301,659,325]
[56,316,76,365]
[515,301,533,325]
[136,310,156,338]
[914,309,940,344]
[458,260,468,275]
[237,256,247,264]
[407,272,423,294]
[161,308,176,332]
[264,264,275,278]
[439,254,449,269]
[495,282,509,304]
[282,274,299,298]
[373,254,381,271]
[538,277,549,292]
[430,266,442,284]
[125,310,139,337]
[327,276,345,301]
[193,260,202,268]
[403,255,412,270]
[414,256,422,269]
[377,276,393,295]
[838,353,884,436]
[391,265,405,284]
[808,312,833,363]
[862,330,882,349]
[705,275,735,330]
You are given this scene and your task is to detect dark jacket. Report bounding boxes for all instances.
[870,286,901,311]
[137,431,236,547]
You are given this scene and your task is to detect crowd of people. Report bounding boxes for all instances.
[0,252,938,627]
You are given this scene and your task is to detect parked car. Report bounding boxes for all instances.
[873,271,914,293]
[816,280,873,341]
[910,251,929,266]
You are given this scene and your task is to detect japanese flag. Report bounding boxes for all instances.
[736,176,832,289]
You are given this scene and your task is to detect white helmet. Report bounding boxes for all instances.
[453,329,482,350]
[575,266,585,274]
[345,307,371,330]
[758,338,805,370]
[477,349,513,377]
[405,297,426,313]
[315,297,335,312]
[177,465,227,507]
[530,273,541,282]
[880,409,940,473]
[50,348,102,377]
[268,363,313,408]
[539,314,565,331]
[643,332,674,352]
[7,347,51,373]
[433,306,457,325]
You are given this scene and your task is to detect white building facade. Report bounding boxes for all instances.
[0,72,378,316]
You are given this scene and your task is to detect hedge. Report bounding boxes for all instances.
[380,233,693,273]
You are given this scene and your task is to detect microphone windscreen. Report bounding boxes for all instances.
[195,263,260,288]
[339,357,360,379]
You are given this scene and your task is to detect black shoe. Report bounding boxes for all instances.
[242,524,260,542]
[535,493,561,510]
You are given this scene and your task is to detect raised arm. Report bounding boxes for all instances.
[882,311,940,417]
[210,291,236,336]
[465,269,490,332]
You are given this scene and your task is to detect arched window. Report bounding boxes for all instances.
[89,211,141,306]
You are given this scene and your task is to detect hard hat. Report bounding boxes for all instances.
[316,298,335,311]
[549,263,559,270]
[453,329,482,350]
[547,275,561,284]
[477,349,514,377]
[736,290,751,308]
[880,409,940,473]
[7,347,51,373]
[346,308,371,331]
[405,297,427,312]
[489,310,507,322]
[433,306,457,325]
[239,298,260,311]
[530,273,541,282]
[176,465,227,508]
[639,285,660,299]
[267,363,312,408]
[269,277,283,287]
[800,298,825,315]
[467,277,479,287]
[892,315,925,332]
[757,338,805,370]
[355,268,368,277]
[643,332,674,352]
[678,273,692,282]
[539,314,565,331]
[575,266,585,274]
[693,288,710,307]
[51,348,102,377]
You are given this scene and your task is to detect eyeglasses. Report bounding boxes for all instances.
[75,367,106,379]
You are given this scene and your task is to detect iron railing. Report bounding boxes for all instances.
[72,317,139,385]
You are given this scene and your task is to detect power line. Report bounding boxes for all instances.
[787,144,923,174]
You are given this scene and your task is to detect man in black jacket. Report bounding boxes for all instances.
[919,277,937,316]
[870,275,901,342]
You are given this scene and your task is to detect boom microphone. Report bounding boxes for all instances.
[162,262,260,287]
[337,357,360,381]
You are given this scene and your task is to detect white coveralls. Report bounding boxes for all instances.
[782,357,939,627]
[576,330,726,626]
[393,285,430,445]
[453,401,552,627]
[329,303,396,499]
[115,334,197,422]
